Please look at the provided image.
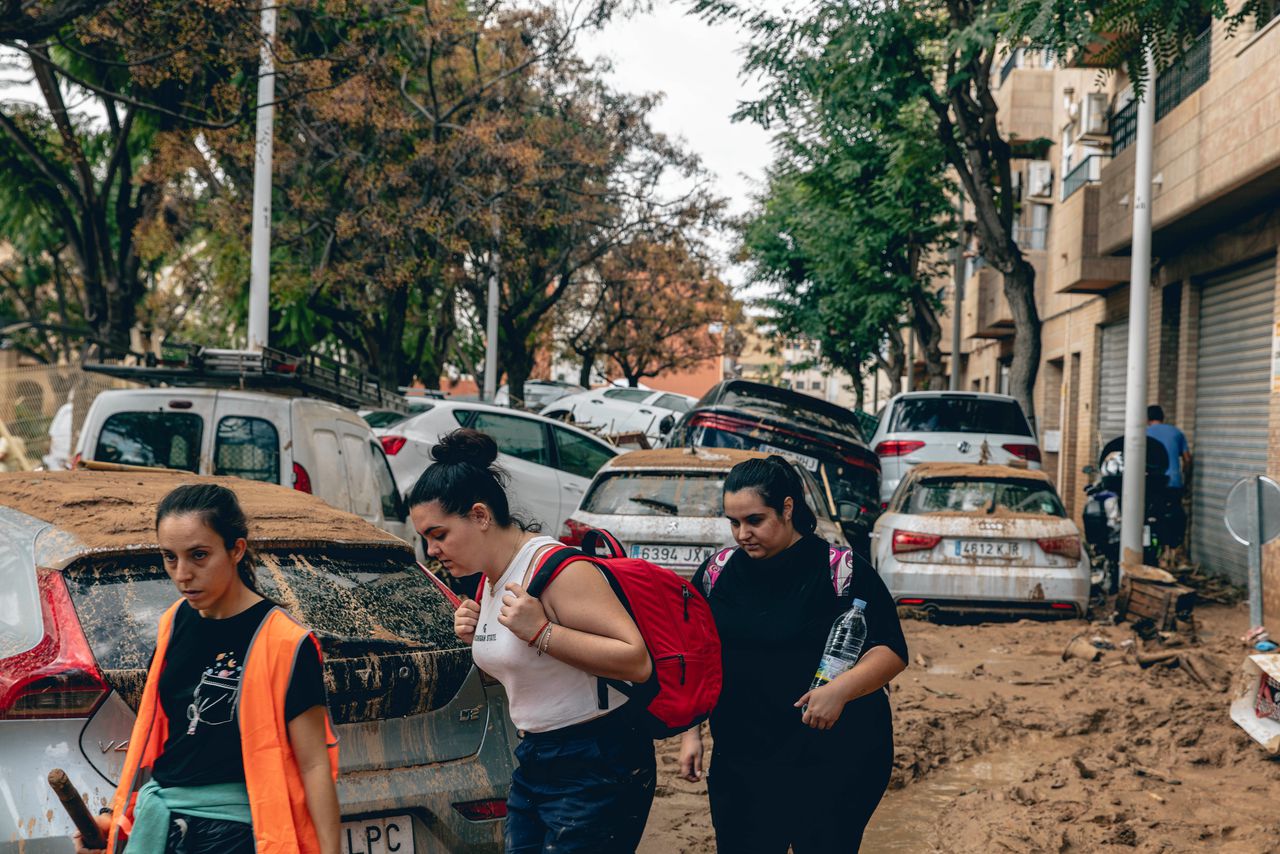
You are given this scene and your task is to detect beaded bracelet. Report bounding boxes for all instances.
[537,623,554,656]
[527,620,551,647]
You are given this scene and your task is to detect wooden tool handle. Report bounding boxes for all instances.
[47,769,106,849]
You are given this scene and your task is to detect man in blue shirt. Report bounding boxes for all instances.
[1147,405,1191,496]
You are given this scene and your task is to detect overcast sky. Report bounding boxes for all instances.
[577,0,782,290]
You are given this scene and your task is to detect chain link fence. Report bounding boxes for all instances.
[0,366,139,471]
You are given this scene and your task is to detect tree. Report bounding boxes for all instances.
[705,0,1043,423]
[1005,0,1270,90]
[0,0,386,354]
[739,101,955,395]
[591,237,741,387]
[458,52,725,406]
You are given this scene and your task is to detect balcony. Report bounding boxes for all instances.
[1051,181,1129,293]
[1061,155,1107,201]
[1013,223,1048,251]
[1111,29,1211,153]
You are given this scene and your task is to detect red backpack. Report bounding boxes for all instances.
[518,529,722,738]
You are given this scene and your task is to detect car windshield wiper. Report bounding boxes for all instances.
[629,496,678,515]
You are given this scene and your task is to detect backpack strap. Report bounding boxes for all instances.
[701,547,738,597]
[474,575,487,604]
[580,529,626,559]
[829,546,855,598]
[703,545,856,598]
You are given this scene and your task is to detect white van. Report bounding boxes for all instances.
[76,388,414,544]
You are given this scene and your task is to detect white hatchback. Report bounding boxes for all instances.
[562,447,849,579]
[872,463,1089,617]
[869,391,1041,505]
[375,400,619,537]
[541,387,696,442]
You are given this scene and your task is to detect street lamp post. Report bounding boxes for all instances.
[1119,48,1157,580]
[246,3,277,353]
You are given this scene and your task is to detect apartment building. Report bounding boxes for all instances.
[939,10,1280,626]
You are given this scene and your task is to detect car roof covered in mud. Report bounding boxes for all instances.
[0,470,409,570]
[905,462,1053,483]
[603,447,770,471]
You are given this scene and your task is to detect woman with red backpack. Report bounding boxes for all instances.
[408,428,656,853]
[680,455,909,853]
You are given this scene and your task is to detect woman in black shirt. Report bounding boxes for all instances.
[680,456,908,853]
[76,483,339,854]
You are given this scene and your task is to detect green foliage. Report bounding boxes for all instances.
[1003,0,1271,90]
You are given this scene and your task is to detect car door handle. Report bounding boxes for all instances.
[638,408,651,414]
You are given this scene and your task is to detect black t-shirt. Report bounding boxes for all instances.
[151,599,327,788]
[692,536,908,766]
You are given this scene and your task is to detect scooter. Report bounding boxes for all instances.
[1081,436,1185,594]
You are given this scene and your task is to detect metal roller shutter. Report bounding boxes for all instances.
[1097,320,1129,456]
[1192,257,1275,584]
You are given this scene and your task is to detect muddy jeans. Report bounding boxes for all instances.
[505,709,656,853]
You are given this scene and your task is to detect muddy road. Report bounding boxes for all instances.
[640,603,1280,853]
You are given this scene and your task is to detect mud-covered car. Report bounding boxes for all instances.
[0,470,514,854]
[561,448,849,578]
[871,463,1089,618]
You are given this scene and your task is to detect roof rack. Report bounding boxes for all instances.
[81,343,409,414]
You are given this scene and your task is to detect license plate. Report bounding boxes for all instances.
[756,443,820,472]
[341,815,413,854]
[953,540,1022,559]
[630,543,715,567]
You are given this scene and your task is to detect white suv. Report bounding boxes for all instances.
[869,391,1041,505]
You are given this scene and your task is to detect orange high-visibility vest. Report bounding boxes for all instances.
[108,601,339,853]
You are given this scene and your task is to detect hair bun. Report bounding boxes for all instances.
[431,428,499,467]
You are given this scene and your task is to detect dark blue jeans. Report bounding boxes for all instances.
[506,710,656,853]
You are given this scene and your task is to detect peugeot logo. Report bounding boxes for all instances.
[958,441,972,454]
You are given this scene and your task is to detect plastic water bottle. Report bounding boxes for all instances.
[811,599,868,690]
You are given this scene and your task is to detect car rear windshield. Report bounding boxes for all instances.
[887,397,1032,436]
[364,410,411,428]
[720,384,865,441]
[582,472,725,517]
[95,412,203,471]
[64,547,466,720]
[901,478,1065,517]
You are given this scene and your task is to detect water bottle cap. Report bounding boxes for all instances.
[853,598,867,609]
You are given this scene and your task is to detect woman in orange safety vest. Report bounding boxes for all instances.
[75,483,340,854]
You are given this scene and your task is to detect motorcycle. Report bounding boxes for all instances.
[1081,435,1186,594]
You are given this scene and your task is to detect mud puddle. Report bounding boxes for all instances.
[865,734,1076,851]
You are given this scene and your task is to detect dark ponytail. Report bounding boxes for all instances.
[723,455,818,535]
[156,483,262,594]
[407,428,534,530]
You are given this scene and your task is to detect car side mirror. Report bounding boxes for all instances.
[659,414,675,435]
[837,501,861,523]
[1082,465,1097,475]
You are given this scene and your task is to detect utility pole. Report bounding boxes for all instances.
[950,194,965,391]
[905,328,916,391]
[1119,48,1157,581]
[483,201,500,402]
[246,2,277,352]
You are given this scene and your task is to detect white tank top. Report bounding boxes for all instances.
[471,535,628,733]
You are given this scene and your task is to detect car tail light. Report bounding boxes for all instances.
[1037,536,1081,560]
[891,530,941,554]
[841,451,881,474]
[292,462,312,493]
[452,799,508,821]
[380,435,407,456]
[1050,602,1076,611]
[0,571,109,720]
[875,440,925,457]
[898,598,926,605]
[1003,443,1042,463]
[560,518,590,547]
